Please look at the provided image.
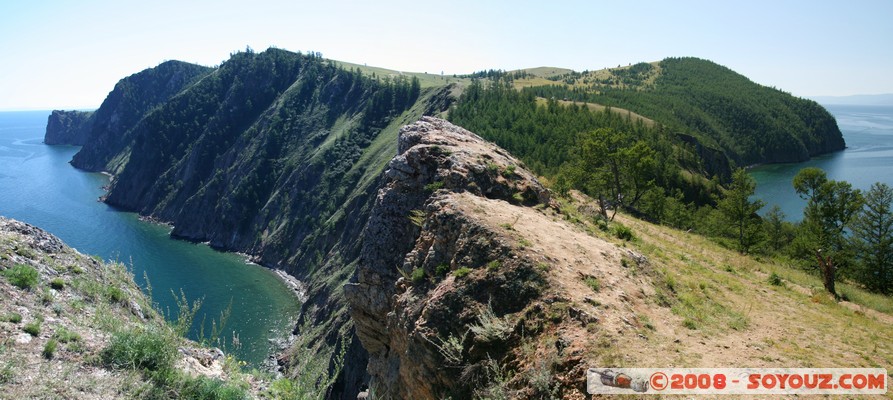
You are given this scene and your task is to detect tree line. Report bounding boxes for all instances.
[449,77,891,297]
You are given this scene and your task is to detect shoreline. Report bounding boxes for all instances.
[272,268,308,303]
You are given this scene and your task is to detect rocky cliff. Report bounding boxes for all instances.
[346,117,626,398]
[46,48,455,399]
[44,110,93,145]
[345,117,893,399]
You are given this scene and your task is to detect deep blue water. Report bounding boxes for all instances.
[0,110,301,365]
[751,104,893,220]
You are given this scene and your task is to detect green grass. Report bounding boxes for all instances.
[42,339,57,359]
[424,181,445,192]
[53,327,81,343]
[583,276,601,292]
[411,267,426,284]
[107,286,126,303]
[613,223,635,241]
[102,327,177,372]
[454,267,472,278]
[435,264,450,277]
[487,260,502,271]
[23,320,41,336]
[2,264,39,289]
[50,278,65,290]
[2,313,22,323]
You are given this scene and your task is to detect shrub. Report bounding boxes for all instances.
[487,260,502,271]
[2,264,38,289]
[179,375,249,400]
[767,272,784,287]
[454,267,472,278]
[50,278,65,290]
[3,313,22,323]
[613,224,635,241]
[107,286,126,303]
[0,363,12,384]
[583,276,600,292]
[54,327,81,343]
[411,268,426,284]
[102,328,177,372]
[424,181,445,192]
[42,339,57,359]
[470,304,511,342]
[40,288,54,305]
[23,321,41,336]
[435,264,450,277]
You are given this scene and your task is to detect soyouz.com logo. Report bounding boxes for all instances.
[587,368,888,395]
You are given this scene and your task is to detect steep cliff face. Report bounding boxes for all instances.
[68,60,212,172]
[348,117,575,398]
[44,110,93,145]
[52,48,453,398]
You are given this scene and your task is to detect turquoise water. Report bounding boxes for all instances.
[0,111,301,365]
[751,104,893,220]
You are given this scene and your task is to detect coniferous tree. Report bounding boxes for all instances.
[763,205,788,252]
[716,168,764,253]
[850,183,893,294]
[793,168,863,296]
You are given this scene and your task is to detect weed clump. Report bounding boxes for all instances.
[50,278,65,290]
[102,328,176,371]
[2,264,38,289]
[454,267,472,278]
[42,339,57,359]
[23,320,41,336]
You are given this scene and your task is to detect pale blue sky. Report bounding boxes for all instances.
[1,0,891,110]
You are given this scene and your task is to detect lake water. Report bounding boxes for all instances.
[0,110,301,365]
[751,104,893,220]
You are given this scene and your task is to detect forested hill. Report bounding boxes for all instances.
[43,61,213,169]
[48,47,454,398]
[519,57,844,166]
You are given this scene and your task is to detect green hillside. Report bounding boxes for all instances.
[519,57,844,166]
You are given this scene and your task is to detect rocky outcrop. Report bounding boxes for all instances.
[347,117,556,398]
[44,110,93,145]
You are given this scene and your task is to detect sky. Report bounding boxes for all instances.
[1,0,891,110]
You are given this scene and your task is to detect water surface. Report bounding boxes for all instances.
[0,111,301,365]
[751,105,893,220]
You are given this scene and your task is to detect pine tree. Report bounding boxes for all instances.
[850,183,893,294]
[717,169,764,253]
[764,205,787,252]
[793,168,863,296]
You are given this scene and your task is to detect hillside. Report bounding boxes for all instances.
[40,51,883,399]
[0,217,256,398]
[347,118,892,398]
[511,57,844,167]
[46,47,458,398]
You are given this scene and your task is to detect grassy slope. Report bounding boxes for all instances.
[595,202,893,373]
[518,192,892,397]
[427,186,891,397]
[0,218,258,399]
